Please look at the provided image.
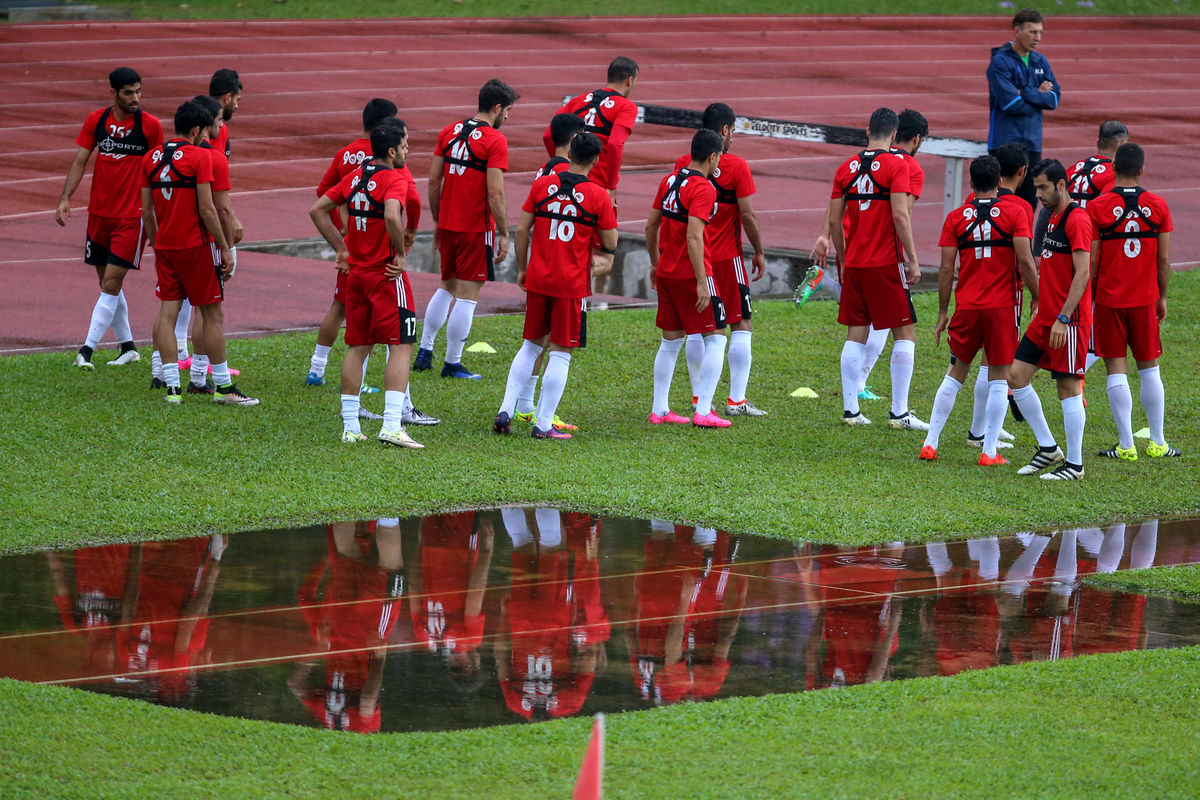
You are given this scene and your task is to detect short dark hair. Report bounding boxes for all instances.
[896,109,928,142]
[1012,8,1044,27]
[868,107,899,139]
[607,56,639,84]
[1030,157,1067,185]
[1097,120,1129,151]
[189,94,222,122]
[109,67,141,90]
[701,102,735,134]
[209,69,242,98]
[174,101,213,136]
[363,98,398,133]
[477,79,518,112]
[690,129,723,163]
[370,118,407,159]
[1113,142,1145,178]
[569,131,603,165]
[549,113,586,148]
[993,142,1030,178]
[969,155,1002,193]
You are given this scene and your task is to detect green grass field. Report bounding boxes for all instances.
[1089,563,1200,598]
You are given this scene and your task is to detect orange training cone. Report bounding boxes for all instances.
[572,713,605,800]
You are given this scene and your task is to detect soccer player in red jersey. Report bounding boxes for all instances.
[493,133,617,440]
[208,68,241,160]
[310,120,423,448]
[646,129,729,428]
[1068,121,1127,208]
[57,67,164,370]
[673,104,767,418]
[142,101,252,406]
[822,108,923,429]
[546,57,638,292]
[919,156,1037,465]
[1087,143,1179,460]
[1009,159,1096,480]
[415,79,517,380]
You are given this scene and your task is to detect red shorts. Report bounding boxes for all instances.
[838,264,915,329]
[1016,317,1091,378]
[713,256,752,325]
[655,275,726,335]
[439,229,494,283]
[154,244,223,306]
[948,307,1020,366]
[523,291,587,348]
[86,214,146,270]
[1093,302,1162,362]
[344,269,417,347]
[334,269,348,304]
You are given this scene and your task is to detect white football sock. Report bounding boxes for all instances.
[1003,533,1050,595]
[516,374,539,415]
[162,362,180,389]
[727,329,752,404]
[341,393,361,434]
[534,508,562,547]
[151,350,163,380]
[190,354,209,386]
[84,292,119,349]
[1061,394,1085,466]
[534,350,571,429]
[419,288,454,351]
[211,361,231,387]
[983,379,1009,457]
[685,333,705,400]
[1130,519,1158,569]
[924,375,961,450]
[969,365,990,437]
[444,299,477,365]
[1011,384,1056,448]
[175,299,192,359]
[1138,366,1166,445]
[502,508,534,548]
[925,541,952,575]
[840,341,865,415]
[310,343,332,376]
[652,337,684,416]
[112,290,133,343]
[500,340,543,416]
[1106,373,1134,450]
[383,389,406,430]
[695,334,727,416]
[859,325,888,393]
[1097,524,1126,574]
[967,536,1001,581]
[692,527,718,547]
[889,338,916,417]
[1051,529,1078,595]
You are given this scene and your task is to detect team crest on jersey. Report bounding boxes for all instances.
[366,180,377,191]
[870,159,881,171]
[990,206,1001,218]
[172,149,184,161]
[713,167,722,178]
[470,130,483,140]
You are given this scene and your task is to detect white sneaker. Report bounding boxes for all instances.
[967,432,1014,449]
[379,427,424,449]
[74,353,94,370]
[888,411,929,431]
[358,407,383,421]
[727,400,768,417]
[213,384,260,407]
[107,349,141,366]
[1017,446,1065,475]
[842,411,872,426]
[341,429,367,443]
[402,407,442,426]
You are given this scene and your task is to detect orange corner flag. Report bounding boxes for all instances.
[572,713,605,800]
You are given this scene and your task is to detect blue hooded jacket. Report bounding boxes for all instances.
[987,42,1061,151]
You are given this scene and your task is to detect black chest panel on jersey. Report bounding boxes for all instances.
[574,89,621,137]
[94,107,150,158]
[442,119,490,172]
[1069,156,1111,202]
[149,141,198,192]
[1041,202,1081,255]
[842,150,891,203]
[347,163,393,223]
[956,198,1016,251]
[1096,187,1161,241]
[659,168,705,224]
[537,156,569,179]
[533,171,600,229]
[711,172,738,206]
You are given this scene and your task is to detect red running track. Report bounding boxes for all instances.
[2,15,1198,351]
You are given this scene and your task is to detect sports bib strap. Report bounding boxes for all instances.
[149,141,197,191]
[532,171,600,228]
[1041,203,1080,255]
[659,167,704,224]
[537,156,569,178]
[713,180,738,206]
[347,163,392,222]
[842,150,890,202]
[576,89,621,137]
[442,119,490,172]
[956,199,1015,250]
[1097,187,1161,241]
[95,107,150,158]
[1069,156,1111,201]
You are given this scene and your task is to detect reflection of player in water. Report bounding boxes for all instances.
[627,522,747,705]
[409,511,493,692]
[290,519,405,734]
[495,509,611,720]
[1073,521,1156,656]
[923,537,1002,677]
[47,543,139,674]
[814,544,905,688]
[116,535,226,699]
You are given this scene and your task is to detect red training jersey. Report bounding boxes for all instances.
[939,196,1032,310]
[674,151,756,261]
[546,90,637,191]
[323,162,409,271]
[434,118,509,233]
[1087,187,1173,308]
[318,136,422,230]
[967,188,1034,227]
[535,156,570,180]
[831,149,912,268]
[213,123,230,160]
[76,107,164,219]
[893,147,925,199]
[522,171,617,299]
[652,167,717,281]
[1037,203,1095,326]
[143,139,215,250]
[1067,154,1115,207]
[199,141,231,193]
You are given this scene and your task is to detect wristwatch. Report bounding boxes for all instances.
[1056,313,1070,325]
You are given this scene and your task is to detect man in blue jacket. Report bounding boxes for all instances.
[987,8,1061,209]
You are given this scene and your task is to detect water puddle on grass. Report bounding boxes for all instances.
[1,512,1198,733]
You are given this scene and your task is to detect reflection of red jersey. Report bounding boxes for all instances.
[1067,155,1114,207]
[142,139,215,249]
[435,119,508,233]
[938,197,1032,310]
[323,163,408,271]
[412,513,485,656]
[76,107,164,218]
[522,172,616,299]
[932,570,1000,676]
[652,167,717,280]
[817,551,902,687]
[674,152,756,261]
[55,544,132,633]
[318,136,421,231]
[1036,204,1095,327]
[1087,188,1172,307]
[1073,585,1145,657]
[546,90,637,190]
[832,149,911,268]
[681,532,744,699]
